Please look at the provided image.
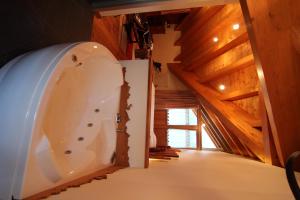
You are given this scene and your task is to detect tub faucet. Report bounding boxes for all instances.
[116,113,121,124]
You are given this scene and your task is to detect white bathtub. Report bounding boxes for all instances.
[0,42,123,199]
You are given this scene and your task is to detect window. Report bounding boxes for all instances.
[201,124,216,149]
[168,129,197,148]
[167,108,198,149]
[166,108,217,150]
[168,109,197,125]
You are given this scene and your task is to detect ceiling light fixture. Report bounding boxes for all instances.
[233,23,240,30]
[93,45,98,49]
[213,37,219,43]
[219,84,225,91]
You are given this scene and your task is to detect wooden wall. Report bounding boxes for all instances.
[169,3,280,164]
[154,90,199,147]
[240,0,300,167]
[177,4,260,119]
[154,109,168,147]
[91,15,128,60]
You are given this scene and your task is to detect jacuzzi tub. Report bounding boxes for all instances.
[0,42,123,199]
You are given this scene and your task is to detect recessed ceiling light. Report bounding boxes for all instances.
[233,23,240,30]
[213,37,219,43]
[219,84,225,91]
[93,45,98,49]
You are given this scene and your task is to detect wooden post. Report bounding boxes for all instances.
[197,106,202,150]
[240,0,300,166]
[144,58,154,168]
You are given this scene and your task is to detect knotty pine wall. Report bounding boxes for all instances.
[154,110,168,147]
[91,15,128,60]
[177,3,261,119]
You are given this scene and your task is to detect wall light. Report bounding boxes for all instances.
[233,23,240,30]
[213,37,219,43]
[219,84,226,91]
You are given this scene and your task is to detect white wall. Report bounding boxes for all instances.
[99,0,238,16]
[120,60,149,168]
[152,24,188,90]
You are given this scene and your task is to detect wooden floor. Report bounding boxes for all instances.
[47,150,297,200]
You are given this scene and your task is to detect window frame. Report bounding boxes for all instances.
[167,107,201,150]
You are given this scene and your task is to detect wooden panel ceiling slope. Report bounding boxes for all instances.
[168,2,288,166]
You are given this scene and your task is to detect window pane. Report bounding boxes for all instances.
[188,109,197,125]
[201,125,216,149]
[168,129,197,148]
[168,109,197,125]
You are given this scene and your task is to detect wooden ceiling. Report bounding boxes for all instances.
[167,1,300,167]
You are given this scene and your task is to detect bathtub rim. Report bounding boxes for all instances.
[21,42,121,198]
[10,43,80,199]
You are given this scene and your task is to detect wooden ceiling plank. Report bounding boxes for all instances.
[174,6,224,46]
[197,54,254,83]
[168,63,265,161]
[179,4,241,58]
[185,32,249,71]
[220,87,259,101]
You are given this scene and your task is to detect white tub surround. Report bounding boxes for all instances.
[120,60,155,168]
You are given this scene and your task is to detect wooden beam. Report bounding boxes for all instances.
[144,58,154,168]
[197,107,202,150]
[168,125,198,130]
[168,63,265,161]
[160,8,191,15]
[197,54,255,83]
[240,0,300,166]
[259,91,280,166]
[170,64,261,127]
[220,87,259,101]
[185,32,249,71]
